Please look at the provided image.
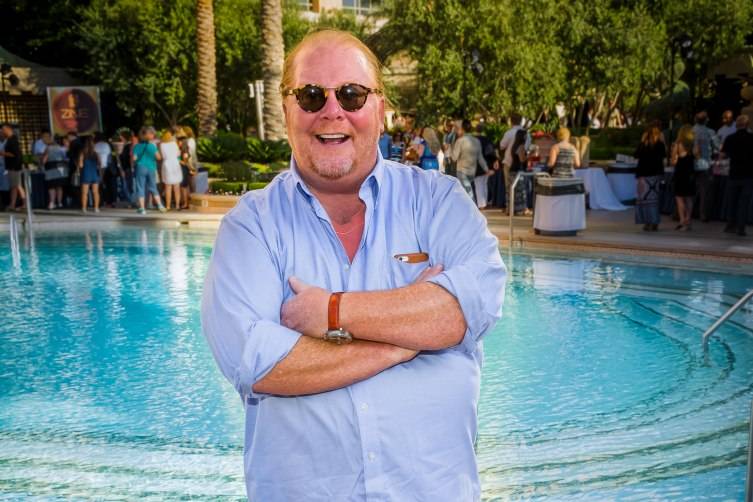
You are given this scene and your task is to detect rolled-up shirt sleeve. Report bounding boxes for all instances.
[424,176,507,353]
[201,206,301,400]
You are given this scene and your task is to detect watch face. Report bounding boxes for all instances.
[325,329,353,344]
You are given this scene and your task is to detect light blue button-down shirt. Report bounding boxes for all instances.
[201,151,507,501]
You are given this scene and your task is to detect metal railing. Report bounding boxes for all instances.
[701,289,753,352]
[22,168,34,240]
[747,396,752,502]
[9,214,21,268]
[508,171,546,248]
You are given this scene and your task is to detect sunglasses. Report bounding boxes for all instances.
[282,83,382,113]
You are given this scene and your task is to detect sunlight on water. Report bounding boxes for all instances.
[0,229,751,500]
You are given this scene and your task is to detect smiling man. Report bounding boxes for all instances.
[201,30,506,501]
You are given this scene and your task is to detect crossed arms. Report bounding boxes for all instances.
[253,267,466,396]
[201,180,506,399]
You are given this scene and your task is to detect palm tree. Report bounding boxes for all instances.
[196,0,218,137]
[260,0,285,141]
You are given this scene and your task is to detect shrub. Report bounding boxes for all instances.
[210,180,269,195]
[247,137,291,163]
[197,132,247,162]
[201,162,223,178]
[222,160,257,182]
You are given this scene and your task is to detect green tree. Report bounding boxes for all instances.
[661,0,753,106]
[77,0,197,126]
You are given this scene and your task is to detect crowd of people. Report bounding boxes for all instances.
[0,124,199,214]
[376,108,752,238]
[2,108,751,236]
[634,110,753,236]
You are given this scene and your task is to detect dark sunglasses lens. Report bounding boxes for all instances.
[337,84,369,111]
[297,85,326,112]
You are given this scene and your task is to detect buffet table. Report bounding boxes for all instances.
[607,161,637,203]
[574,167,627,211]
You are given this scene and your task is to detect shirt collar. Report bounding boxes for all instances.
[288,147,384,203]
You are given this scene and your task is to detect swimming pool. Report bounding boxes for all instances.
[0,228,751,500]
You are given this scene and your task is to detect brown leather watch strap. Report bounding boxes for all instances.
[328,292,344,331]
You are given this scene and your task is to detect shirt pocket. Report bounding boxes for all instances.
[387,253,430,289]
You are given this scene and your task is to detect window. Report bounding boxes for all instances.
[297,0,313,11]
[341,0,378,15]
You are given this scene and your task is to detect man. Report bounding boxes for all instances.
[32,129,51,167]
[450,119,488,200]
[441,119,456,176]
[717,110,736,146]
[474,123,498,209]
[692,111,720,222]
[498,113,530,214]
[202,29,506,501]
[720,115,753,236]
[0,123,25,211]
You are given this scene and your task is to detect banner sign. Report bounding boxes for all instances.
[46,86,102,136]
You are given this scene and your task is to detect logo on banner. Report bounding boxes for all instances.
[47,87,102,136]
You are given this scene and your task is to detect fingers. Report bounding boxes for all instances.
[288,276,310,294]
[414,264,443,283]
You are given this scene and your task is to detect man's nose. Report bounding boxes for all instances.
[319,89,345,120]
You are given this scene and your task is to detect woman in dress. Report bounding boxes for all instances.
[547,127,580,177]
[634,125,666,231]
[159,131,182,210]
[77,135,101,213]
[670,125,699,231]
[42,135,69,209]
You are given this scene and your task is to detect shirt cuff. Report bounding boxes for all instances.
[427,266,487,353]
[237,320,302,400]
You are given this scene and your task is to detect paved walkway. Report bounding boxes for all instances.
[2,206,752,264]
[485,208,753,263]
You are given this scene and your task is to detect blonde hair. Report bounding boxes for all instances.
[641,125,662,146]
[280,29,390,108]
[556,127,571,142]
[676,125,694,151]
[161,131,174,142]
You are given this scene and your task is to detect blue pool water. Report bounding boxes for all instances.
[0,228,751,501]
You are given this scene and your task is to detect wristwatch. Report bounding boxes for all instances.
[324,292,353,344]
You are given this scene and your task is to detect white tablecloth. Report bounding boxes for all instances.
[607,162,637,202]
[533,193,586,232]
[608,173,636,202]
[574,168,627,211]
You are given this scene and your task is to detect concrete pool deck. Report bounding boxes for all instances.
[1,206,752,265]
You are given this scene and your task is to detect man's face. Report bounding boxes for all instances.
[2,126,13,137]
[723,111,733,125]
[284,43,384,182]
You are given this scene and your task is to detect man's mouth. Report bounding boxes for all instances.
[315,134,351,145]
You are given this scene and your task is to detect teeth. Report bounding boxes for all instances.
[318,134,347,139]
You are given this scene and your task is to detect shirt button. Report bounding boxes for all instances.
[360,403,368,411]
[344,263,350,270]
[368,452,376,461]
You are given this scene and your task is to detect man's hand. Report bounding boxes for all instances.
[280,277,330,337]
[281,264,444,338]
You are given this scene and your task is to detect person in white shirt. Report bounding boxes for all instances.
[498,114,530,214]
[717,110,736,146]
[159,131,182,210]
[33,130,51,167]
[93,132,112,170]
